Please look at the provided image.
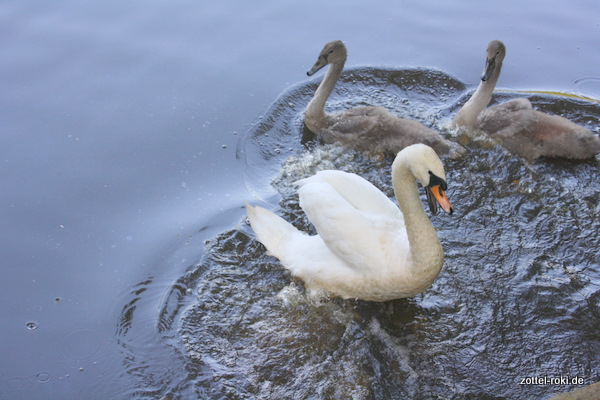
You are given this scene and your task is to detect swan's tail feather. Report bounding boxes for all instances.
[245,202,304,260]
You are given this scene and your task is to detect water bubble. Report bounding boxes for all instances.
[25,321,38,330]
[36,372,50,383]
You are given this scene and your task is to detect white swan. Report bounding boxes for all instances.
[245,144,453,302]
[304,40,465,158]
[453,39,600,161]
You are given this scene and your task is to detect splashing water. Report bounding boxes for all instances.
[119,68,600,399]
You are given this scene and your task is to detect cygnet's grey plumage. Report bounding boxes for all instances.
[305,40,464,158]
[453,40,600,161]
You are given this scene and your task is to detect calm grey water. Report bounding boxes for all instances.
[1,1,599,399]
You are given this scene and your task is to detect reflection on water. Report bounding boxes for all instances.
[118,68,600,399]
[573,77,600,100]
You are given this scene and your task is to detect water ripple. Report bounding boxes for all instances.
[121,67,600,399]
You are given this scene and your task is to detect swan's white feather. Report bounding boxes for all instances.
[246,144,450,301]
[296,170,408,273]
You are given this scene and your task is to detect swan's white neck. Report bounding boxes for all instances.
[305,61,344,132]
[391,158,443,281]
[454,62,502,129]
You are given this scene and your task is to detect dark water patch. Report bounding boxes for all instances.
[119,67,600,399]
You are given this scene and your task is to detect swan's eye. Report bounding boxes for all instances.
[427,171,448,191]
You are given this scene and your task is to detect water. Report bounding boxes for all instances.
[1,1,599,399]
[161,68,600,399]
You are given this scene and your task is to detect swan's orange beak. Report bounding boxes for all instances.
[426,185,453,215]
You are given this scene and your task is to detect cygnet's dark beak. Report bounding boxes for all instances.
[307,55,328,76]
[481,57,495,82]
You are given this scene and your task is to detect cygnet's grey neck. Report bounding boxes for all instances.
[453,59,503,129]
[305,61,344,131]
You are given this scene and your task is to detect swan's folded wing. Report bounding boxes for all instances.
[297,170,401,217]
[329,106,386,134]
[296,170,407,271]
[479,98,534,136]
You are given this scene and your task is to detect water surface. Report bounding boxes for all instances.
[1,1,599,399]
[140,67,600,399]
